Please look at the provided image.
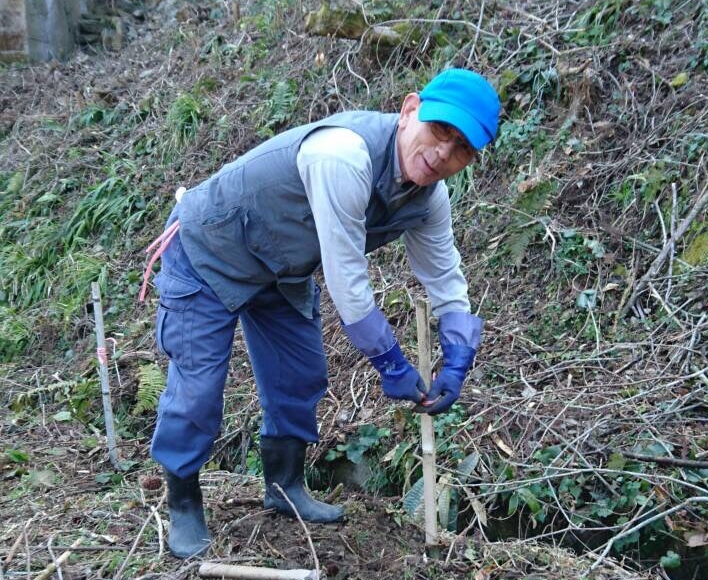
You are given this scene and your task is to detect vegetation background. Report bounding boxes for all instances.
[0,0,706,578]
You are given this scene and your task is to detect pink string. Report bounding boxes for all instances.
[138,220,181,302]
[97,346,108,365]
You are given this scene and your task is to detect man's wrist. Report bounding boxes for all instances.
[342,306,396,357]
[439,311,484,349]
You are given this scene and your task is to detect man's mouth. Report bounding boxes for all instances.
[421,155,439,177]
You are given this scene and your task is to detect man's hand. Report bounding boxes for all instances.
[414,344,476,415]
[342,307,427,403]
[369,342,427,403]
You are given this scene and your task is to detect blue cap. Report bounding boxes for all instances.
[418,68,501,149]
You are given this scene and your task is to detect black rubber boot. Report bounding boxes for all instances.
[261,436,344,523]
[165,471,210,558]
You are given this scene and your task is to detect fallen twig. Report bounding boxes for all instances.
[114,491,166,580]
[272,483,320,579]
[615,450,708,470]
[32,538,82,580]
[2,515,36,570]
[621,183,708,318]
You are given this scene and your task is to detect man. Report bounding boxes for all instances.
[142,68,500,558]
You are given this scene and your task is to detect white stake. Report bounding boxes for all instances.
[415,297,438,546]
[91,282,120,469]
[198,563,318,579]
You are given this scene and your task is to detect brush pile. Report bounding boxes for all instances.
[0,1,705,578]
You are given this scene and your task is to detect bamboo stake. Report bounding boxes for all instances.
[198,563,317,579]
[91,282,120,469]
[415,297,438,547]
[32,538,82,580]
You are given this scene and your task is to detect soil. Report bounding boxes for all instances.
[1,1,706,579]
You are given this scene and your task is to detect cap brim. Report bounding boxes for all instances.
[418,100,493,150]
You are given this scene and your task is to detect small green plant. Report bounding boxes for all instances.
[199,34,242,66]
[0,306,32,362]
[11,377,100,424]
[326,423,391,464]
[166,93,210,151]
[72,103,128,128]
[257,79,297,137]
[402,451,480,531]
[75,104,108,127]
[5,448,29,463]
[63,158,147,249]
[499,180,557,268]
[132,363,166,416]
[565,0,626,46]
[554,230,606,276]
[446,164,476,211]
[51,251,108,326]
[495,108,548,166]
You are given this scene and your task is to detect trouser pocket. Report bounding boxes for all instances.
[155,272,202,368]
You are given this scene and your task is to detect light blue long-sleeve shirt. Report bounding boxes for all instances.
[297,126,471,326]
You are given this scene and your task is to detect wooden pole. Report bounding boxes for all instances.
[198,563,318,579]
[415,297,438,547]
[91,282,120,469]
[32,538,82,580]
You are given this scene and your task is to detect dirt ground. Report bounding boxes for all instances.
[1,1,706,579]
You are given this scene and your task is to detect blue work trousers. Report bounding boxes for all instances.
[150,226,328,478]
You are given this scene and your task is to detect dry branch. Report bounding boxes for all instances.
[271,483,320,578]
[621,183,708,318]
[32,538,81,580]
[616,450,708,470]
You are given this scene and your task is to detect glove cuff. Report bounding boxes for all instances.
[441,343,476,378]
[342,307,395,357]
[368,341,407,376]
[439,311,484,350]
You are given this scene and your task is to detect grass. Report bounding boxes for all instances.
[0,0,706,578]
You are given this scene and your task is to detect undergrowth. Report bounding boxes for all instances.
[0,0,706,578]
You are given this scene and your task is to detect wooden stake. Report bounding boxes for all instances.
[91,282,120,469]
[415,297,438,547]
[198,563,317,579]
[32,538,82,580]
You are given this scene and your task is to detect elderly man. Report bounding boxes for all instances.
[141,68,500,558]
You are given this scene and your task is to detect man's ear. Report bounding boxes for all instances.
[398,93,421,128]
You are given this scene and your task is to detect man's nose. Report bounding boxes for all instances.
[436,140,456,161]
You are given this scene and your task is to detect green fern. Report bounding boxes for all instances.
[133,363,165,416]
[507,224,539,268]
[502,180,556,267]
[259,79,297,136]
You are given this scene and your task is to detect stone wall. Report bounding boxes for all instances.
[0,0,27,62]
[0,0,84,63]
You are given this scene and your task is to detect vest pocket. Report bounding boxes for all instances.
[155,273,201,367]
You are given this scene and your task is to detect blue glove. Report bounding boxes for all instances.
[369,342,427,403]
[342,307,426,403]
[415,343,476,415]
[414,311,483,415]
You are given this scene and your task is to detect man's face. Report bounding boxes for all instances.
[397,93,477,186]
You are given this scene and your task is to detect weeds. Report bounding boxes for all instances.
[256,79,298,137]
[0,0,706,578]
[165,92,210,154]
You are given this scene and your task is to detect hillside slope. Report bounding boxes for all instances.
[0,1,706,578]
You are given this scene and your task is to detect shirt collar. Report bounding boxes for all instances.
[392,132,404,185]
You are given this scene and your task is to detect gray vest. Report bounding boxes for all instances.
[177,110,437,317]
